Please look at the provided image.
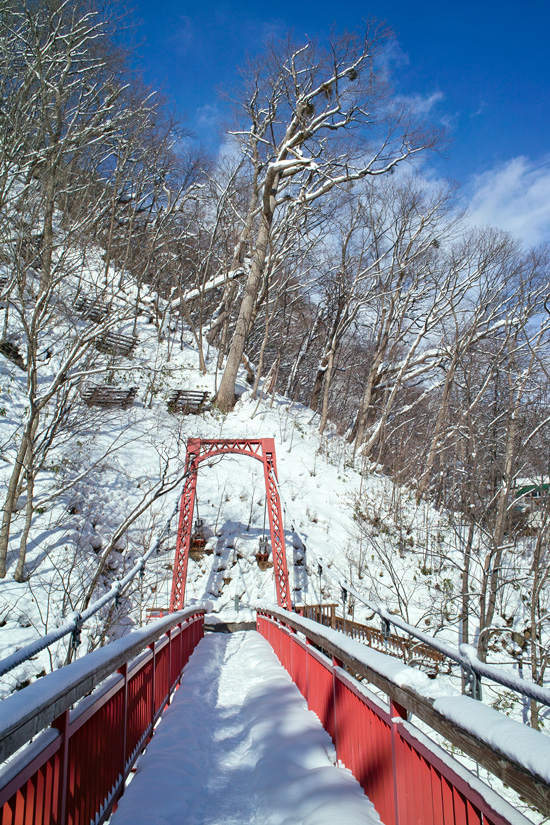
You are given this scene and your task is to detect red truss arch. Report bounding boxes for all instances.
[169,438,291,611]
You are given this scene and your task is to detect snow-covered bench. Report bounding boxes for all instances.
[167,389,209,414]
[82,384,138,408]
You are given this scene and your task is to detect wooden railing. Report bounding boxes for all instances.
[296,603,447,672]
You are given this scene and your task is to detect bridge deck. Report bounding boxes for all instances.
[111,631,380,825]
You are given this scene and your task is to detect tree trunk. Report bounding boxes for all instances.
[351,350,385,453]
[0,412,38,576]
[319,348,336,434]
[284,307,322,398]
[416,354,458,502]
[252,303,272,397]
[14,460,34,582]
[216,213,271,411]
[309,355,328,412]
[478,388,520,662]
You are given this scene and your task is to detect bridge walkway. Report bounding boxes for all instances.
[110,631,379,825]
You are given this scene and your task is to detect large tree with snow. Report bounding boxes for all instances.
[214,28,439,412]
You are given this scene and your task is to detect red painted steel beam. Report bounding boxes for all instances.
[169,448,199,613]
[0,613,205,825]
[262,440,290,610]
[169,438,291,611]
[256,609,535,825]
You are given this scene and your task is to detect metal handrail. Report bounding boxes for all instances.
[258,604,550,818]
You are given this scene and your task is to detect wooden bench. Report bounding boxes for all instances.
[95,331,138,357]
[167,390,209,414]
[76,297,109,324]
[82,385,138,408]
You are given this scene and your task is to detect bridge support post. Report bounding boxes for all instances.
[262,439,290,610]
[170,448,198,612]
[169,438,290,612]
[149,642,156,734]
[390,699,408,825]
[118,663,129,778]
[52,710,70,825]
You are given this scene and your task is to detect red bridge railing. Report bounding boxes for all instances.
[258,606,547,825]
[0,607,204,825]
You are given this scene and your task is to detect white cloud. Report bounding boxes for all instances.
[377,39,410,78]
[466,156,550,247]
[404,90,445,115]
[169,15,193,55]
[471,101,487,118]
[258,18,287,44]
[218,135,242,166]
[392,90,446,121]
[196,103,222,129]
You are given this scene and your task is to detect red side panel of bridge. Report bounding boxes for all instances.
[0,613,205,825]
[257,610,515,825]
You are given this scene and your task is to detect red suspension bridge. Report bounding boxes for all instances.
[1,439,549,825]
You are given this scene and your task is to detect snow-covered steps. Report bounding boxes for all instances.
[110,631,380,825]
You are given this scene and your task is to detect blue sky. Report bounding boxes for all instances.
[127,0,550,246]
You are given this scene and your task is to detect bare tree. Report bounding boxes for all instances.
[0,0,189,578]
[214,28,439,412]
[347,178,457,454]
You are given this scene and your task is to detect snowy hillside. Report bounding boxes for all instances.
[0,263,454,690]
[1,252,549,823]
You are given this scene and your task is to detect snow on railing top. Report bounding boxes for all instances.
[279,486,550,708]
[0,606,206,765]
[318,568,550,708]
[258,603,550,801]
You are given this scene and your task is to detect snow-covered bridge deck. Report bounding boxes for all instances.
[1,607,548,825]
[111,631,378,825]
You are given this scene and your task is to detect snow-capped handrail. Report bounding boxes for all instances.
[0,492,181,679]
[321,570,550,708]
[0,606,205,764]
[281,483,550,707]
[258,604,550,817]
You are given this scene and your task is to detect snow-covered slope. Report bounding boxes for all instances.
[1,261,549,823]
[0,287,454,689]
[0,259,533,720]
